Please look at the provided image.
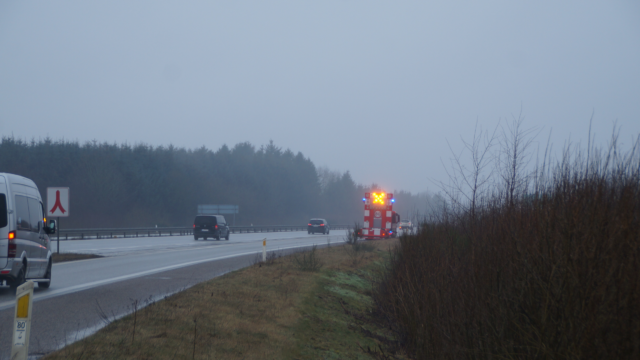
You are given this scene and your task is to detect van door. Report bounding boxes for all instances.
[15,195,41,278]
[28,197,47,276]
[0,177,8,269]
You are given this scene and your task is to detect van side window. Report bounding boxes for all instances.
[15,195,31,231]
[0,194,7,228]
[28,197,43,232]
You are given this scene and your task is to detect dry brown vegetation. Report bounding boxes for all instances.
[52,253,103,263]
[374,127,640,359]
[43,239,404,360]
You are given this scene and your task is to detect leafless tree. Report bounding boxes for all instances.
[496,110,539,206]
[439,119,499,218]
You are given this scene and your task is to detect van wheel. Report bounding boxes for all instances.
[225,232,230,241]
[10,267,26,291]
[194,235,199,240]
[39,261,52,289]
[216,234,221,241]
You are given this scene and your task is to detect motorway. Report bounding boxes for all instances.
[0,230,348,359]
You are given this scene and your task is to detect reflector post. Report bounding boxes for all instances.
[11,281,34,360]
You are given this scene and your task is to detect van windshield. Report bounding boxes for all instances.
[195,216,217,226]
[0,194,7,228]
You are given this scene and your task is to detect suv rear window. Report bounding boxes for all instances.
[195,216,217,225]
[310,219,323,225]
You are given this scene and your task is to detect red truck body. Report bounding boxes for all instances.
[360,191,399,239]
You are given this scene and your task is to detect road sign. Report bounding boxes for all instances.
[197,204,239,215]
[47,187,69,217]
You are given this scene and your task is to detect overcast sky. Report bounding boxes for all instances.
[1,1,639,193]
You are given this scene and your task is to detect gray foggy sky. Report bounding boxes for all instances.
[1,1,639,193]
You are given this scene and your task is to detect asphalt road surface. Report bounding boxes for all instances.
[0,230,348,359]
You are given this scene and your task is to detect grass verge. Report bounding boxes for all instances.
[43,240,405,360]
[52,253,103,263]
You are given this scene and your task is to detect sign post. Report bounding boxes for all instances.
[47,187,69,254]
[11,281,34,360]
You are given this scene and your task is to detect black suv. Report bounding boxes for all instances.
[308,218,330,234]
[193,215,230,240]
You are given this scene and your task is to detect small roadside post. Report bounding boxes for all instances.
[262,238,266,262]
[47,187,70,254]
[11,281,34,360]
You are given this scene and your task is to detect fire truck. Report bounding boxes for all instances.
[359,191,400,239]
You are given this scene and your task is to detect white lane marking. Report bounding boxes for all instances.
[0,240,344,311]
[68,245,162,251]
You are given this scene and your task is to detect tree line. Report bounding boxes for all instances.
[0,137,438,228]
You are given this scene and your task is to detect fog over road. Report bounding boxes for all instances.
[0,230,348,359]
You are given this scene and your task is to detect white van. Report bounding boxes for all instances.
[0,173,56,290]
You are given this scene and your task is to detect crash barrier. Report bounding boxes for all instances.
[57,224,351,240]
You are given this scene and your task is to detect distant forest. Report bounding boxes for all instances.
[0,137,441,228]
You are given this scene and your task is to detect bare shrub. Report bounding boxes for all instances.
[293,245,323,272]
[344,223,373,266]
[252,250,280,267]
[266,251,278,265]
[375,129,640,359]
[345,222,361,246]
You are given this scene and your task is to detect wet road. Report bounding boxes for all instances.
[0,230,347,359]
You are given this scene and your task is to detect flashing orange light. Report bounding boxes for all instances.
[8,231,15,240]
[44,217,47,223]
[372,192,386,205]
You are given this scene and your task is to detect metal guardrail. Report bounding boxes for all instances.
[56,224,352,240]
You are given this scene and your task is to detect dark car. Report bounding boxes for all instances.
[193,215,230,240]
[308,218,330,234]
